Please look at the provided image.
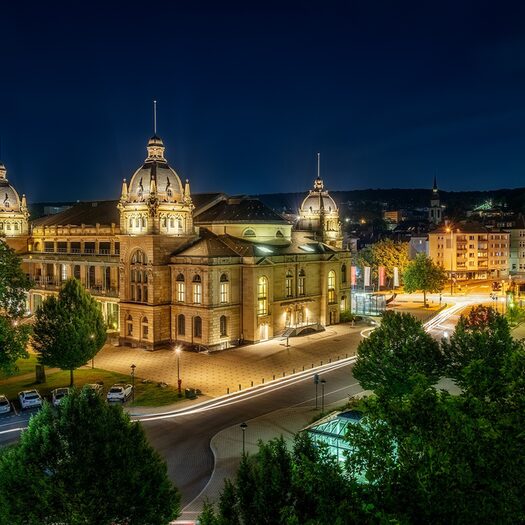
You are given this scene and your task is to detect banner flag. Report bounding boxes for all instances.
[350,266,357,285]
[364,266,371,287]
[393,266,399,287]
[379,266,386,287]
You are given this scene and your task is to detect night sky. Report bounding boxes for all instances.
[2,1,525,202]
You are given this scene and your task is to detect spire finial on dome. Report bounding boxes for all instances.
[153,99,157,135]
[0,162,6,181]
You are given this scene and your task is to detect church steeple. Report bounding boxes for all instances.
[429,174,442,225]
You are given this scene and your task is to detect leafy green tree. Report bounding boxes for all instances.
[403,253,447,306]
[353,311,442,397]
[32,278,106,386]
[0,241,32,374]
[0,389,180,525]
[0,241,32,317]
[442,305,524,401]
[354,239,409,287]
[0,316,31,374]
[347,309,525,524]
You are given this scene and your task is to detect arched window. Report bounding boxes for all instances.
[193,274,202,304]
[126,315,133,336]
[73,265,81,280]
[177,314,185,336]
[285,270,293,298]
[220,273,229,303]
[341,264,347,283]
[194,316,202,338]
[176,273,185,302]
[130,250,148,303]
[141,317,149,340]
[257,276,268,316]
[298,269,306,296]
[220,315,227,337]
[328,270,336,304]
[243,228,256,238]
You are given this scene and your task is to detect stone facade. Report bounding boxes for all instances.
[3,136,352,351]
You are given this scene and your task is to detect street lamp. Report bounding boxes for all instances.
[240,422,248,455]
[320,378,326,412]
[130,364,136,402]
[90,333,95,369]
[175,346,182,396]
[314,374,320,409]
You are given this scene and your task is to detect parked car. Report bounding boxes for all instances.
[0,395,11,414]
[106,384,133,402]
[83,383,104,396]
[51,387,70,407]
[18,390,43,410]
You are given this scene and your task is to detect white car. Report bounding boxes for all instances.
[18,390,43,410]
[51,387,70,407]
[83,383,104,396]
[106,384,133,402]
[0,395,11,414]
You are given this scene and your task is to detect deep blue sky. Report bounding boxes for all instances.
[2,1,525,202]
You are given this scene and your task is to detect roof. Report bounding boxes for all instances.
[432,221,509,234]
[172,229,338,259]
[194,196,289,224]
[31,200,120,227]
[172,229,240,258]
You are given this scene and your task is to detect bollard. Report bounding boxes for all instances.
[262,378,265,384]
[251,380,253,387]
[293,368,295,374]
[346,353,348,358]
[321,360,323,365]
[273,374,275,380]
[302,365,305,371]
[282,371,285,377]
[227,387,229,394]
[337,355,340,360]
[329,358,331,363]
[239,384,241,391]
[311,363,314,368]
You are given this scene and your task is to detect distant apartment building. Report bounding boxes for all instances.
[509,215,525,274]
[429,223,509,280]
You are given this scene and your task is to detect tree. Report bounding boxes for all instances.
[354,239,409,288]
[442,305,524,401]
[403,253,447,306]
[0,241,32,374]
[0,241,32,318]
[0,389,180,525]
[353,311,442,398]
[32,278,106,386]
[346,309,525,524]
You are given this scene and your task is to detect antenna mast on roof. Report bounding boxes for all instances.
[153,100,157,135]
[317,152,320,179]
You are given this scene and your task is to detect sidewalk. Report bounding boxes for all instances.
[92,302,437,401]
[178,399,346,522]
[93,323,363,399]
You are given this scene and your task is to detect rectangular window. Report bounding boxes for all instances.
[193,283,202,304]
[220,282,229,303]
[298,277,305,296]
[177,282,185,302]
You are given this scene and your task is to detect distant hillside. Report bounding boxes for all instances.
[257,188,525,215]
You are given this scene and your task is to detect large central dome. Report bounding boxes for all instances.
[127,136,184,203]
[0,163,23,213]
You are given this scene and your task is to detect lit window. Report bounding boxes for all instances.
[126,315,133,336]
[285,270,293,298]
[298,269,306,296]
[220,274,229,303]
[142,317,149,339]
[328,270,336,304]
[176,273,185,302]
[193,275,202,304]
[258,276,268,315]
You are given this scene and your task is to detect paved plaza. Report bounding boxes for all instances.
[90,299,439,401]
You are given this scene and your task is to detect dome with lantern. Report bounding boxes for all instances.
[0,162,29,236]
[125,135,184,203]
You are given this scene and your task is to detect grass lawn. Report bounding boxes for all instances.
[0,354,40,380]
[0,367,184,408]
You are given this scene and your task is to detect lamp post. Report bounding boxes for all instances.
[90,333,95,369]
[314,374,320,409]
[320,378,326,412]
[175,346,182,396]
[130,364,136,402]
[240,422,248,455]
